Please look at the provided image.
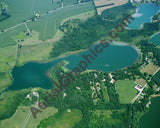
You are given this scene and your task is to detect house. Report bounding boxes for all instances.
[135,84,143,91]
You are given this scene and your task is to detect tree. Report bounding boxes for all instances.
[0,2,8,15]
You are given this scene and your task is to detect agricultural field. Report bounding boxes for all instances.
[27,2,94,40]
[116,80,137,104]
[141,62,159,75]
[0,106,58,128]
[152,70,160,86]
[0,1,94,46]
[0,0,61,30]
[94,0,128,15]
[135,78,146,86]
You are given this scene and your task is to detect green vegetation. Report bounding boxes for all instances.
[0,2,8,15]
[0,24,26,47]
[101,3,135,21]
[116,80,137,104]
[0,89,30,120]
[152,70,160,86]
[38,109,82,128]
[0,106,58,128]
[28,2,94,40]
[50,2,135,58]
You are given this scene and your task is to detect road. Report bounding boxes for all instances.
[131,83,147,104]
[132,67,160,104]
[21,101,38,128]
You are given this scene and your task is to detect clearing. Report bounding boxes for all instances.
[116,80,137,104]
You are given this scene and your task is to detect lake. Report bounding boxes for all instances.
[127,3,160,29]
[139,96,160,128]
[150,32,160,46]
[9,43,139,90]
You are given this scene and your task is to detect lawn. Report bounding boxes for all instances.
[116,80,137,104]
[0,106,58,128]
[48,109,82,128]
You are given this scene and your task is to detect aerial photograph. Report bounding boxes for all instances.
[0,0,160,128]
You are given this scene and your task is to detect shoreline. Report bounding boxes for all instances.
[146,94,160,108]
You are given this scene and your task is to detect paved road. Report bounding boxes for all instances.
[131,83,147,104]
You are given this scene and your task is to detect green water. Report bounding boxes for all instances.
[9,43,139,90]
[139,96,160,128]
[150,32,160,46]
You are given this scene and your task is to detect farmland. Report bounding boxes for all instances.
[94,0,128,15]
[152,70,160,86]
[0,1,95,47]
[27,2,95,40]
[141,62,159,75]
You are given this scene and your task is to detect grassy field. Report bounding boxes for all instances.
[0,45,17,89]
[17,43,53,66]
[141,62,159,75]
[61,10,95,25]
[0,106,58,128]
[101,83,110,103]
[48,109,82,128]
[116,80,137,104]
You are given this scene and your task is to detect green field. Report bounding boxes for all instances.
[0,0,61,30]
[0,106,58,128]
[47,109,82,128]
[152,70,160,86]
[27,2,94,40]
[0,1,94,47]
[116,80,137,104]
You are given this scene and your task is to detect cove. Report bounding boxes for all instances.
[139,96,160,128]
[150,32,160,46]
[127,3,160,29]
[9,43,139,90]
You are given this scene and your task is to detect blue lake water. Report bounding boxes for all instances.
[9,43,139,90]
[128,4,160,29]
